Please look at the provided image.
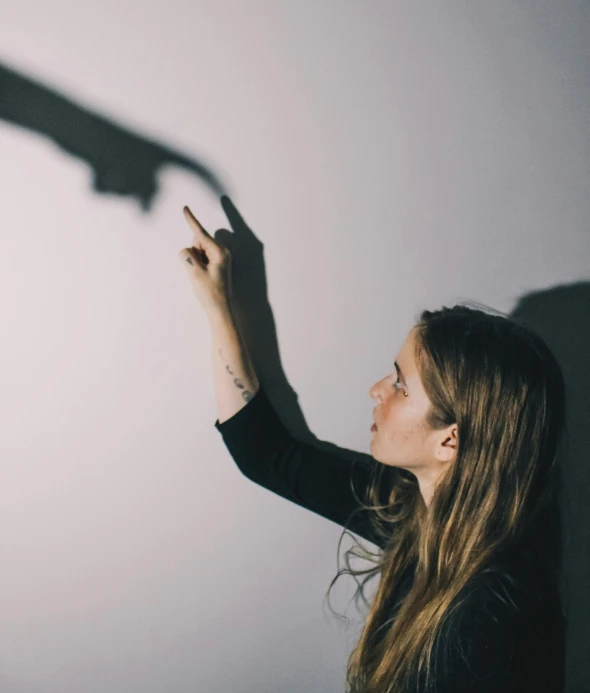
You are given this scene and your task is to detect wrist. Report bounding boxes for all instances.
[205,297,235,324]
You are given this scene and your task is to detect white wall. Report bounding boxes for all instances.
[1,1,588,691]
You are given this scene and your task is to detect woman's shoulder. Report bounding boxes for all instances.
[458,554,562,632]
[451,568,528,634]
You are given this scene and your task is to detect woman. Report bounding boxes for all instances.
[178,204,567,693]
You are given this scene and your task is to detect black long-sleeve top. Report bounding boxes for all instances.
[214,386,566,693]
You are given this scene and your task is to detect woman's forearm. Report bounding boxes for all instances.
[206,301,260,424]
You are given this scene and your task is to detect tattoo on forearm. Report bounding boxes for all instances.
[219,348,254,402]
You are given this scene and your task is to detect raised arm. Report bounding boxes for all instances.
[214,385,384,547]
[178,204,384,547]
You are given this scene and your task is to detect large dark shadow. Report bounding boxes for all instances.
[217,195,589,693]
[0,61,229,211]
[510,285,589,693]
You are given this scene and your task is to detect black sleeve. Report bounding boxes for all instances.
[214,386,385,548]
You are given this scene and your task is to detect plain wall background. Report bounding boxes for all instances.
[1,1,589,691]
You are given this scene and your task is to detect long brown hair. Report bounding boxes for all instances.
[323,302,567,693]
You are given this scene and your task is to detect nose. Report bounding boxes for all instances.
[369,381,381,403]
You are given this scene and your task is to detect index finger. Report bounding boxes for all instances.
[183,206,212,240]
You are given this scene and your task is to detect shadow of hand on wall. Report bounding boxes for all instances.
[0,61,229,211]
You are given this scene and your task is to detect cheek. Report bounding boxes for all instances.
[381,406,415,438]
[380,408,403,436]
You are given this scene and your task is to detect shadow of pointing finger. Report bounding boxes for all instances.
[0,61,229,212]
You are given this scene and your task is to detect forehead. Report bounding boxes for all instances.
[397,328,416,372]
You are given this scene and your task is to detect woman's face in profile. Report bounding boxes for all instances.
[369,327,458,507]
[369,328,434,473]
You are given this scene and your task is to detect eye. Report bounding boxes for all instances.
[393,372,404,391]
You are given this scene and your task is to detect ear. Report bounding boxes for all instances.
[437,424,458,462]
